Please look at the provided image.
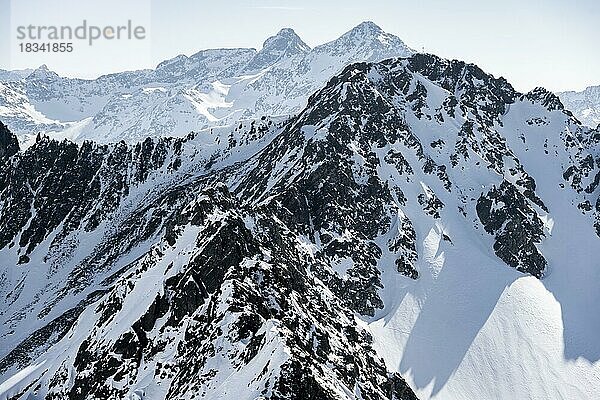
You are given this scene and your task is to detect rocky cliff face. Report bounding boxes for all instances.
[0,122,19,161]
[0,121,417,399]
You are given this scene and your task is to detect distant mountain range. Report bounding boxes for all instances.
[0,21,414,146]
[558,85,600,128]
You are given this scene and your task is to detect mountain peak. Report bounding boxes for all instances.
[261,27,310,54]
[273,27,301,39]
[352,21,384,34]
[28,64,59,80]
[244,27,310,71]
[524,87,564,111]
[342,21,399,44]
[314,21,414,60]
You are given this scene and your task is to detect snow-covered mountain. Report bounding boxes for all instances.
[0,82,67,136]
[0,22,414,146]
[0,69,33,83]
[0,64,153,145]
[1,50,599,399]
[558,85,600,128]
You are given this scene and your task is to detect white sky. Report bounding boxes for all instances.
[1,0,598,92]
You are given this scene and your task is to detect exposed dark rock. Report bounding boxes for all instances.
[477,181,547,277]
[0,120,19,161]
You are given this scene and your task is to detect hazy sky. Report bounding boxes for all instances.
[1,0,598,92]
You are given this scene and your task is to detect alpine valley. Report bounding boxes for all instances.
[1,21,600,400]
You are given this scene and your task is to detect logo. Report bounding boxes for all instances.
[16,20,146,46]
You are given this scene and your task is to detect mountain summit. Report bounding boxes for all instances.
[312,21,414,62]
[245,28,311,71]
[264,28,311,53]
[349,20,386,35]
[26,64,59,80]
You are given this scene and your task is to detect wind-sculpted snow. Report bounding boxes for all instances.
[1,50,600,400]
